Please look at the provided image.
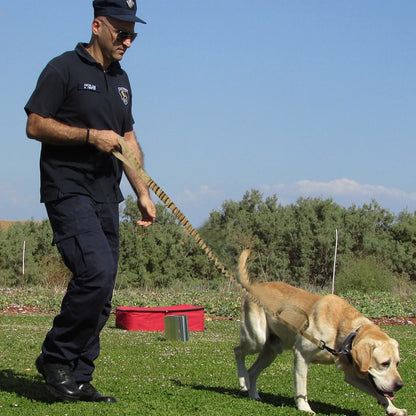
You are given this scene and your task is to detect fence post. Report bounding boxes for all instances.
[332,229,338,294]
[22,240,26,275]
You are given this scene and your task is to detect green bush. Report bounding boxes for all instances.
[341,290,416,318]
[2,193,416,292]
[335,255,395,294]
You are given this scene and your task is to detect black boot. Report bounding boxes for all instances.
[36,354,80,402]
[77,382,117,402]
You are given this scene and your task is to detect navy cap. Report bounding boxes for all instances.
[93,0,146,24]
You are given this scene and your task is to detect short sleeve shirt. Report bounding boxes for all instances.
[25,43,134,203]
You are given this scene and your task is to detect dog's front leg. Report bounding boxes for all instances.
[343,372,407,416]
[383,402,408,416]
[294,348,315,413]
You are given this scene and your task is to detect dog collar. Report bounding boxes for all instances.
[319,328,360,358]
[338,328,360,357]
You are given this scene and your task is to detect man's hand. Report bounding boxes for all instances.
[136,194,156,227]
[89,129,122,153]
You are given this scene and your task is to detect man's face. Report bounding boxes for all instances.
[96,17,136,63]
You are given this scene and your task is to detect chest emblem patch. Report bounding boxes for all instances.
[78,82,100,92]
[118,87,130,106]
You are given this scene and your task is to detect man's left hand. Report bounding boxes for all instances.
[136,195,156,228]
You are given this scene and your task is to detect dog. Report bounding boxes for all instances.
[234,250,407,415]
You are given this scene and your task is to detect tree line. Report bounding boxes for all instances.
[1,190,415,293]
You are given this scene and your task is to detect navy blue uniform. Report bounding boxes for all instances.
[25,42,133,203]
[25,43,134,382]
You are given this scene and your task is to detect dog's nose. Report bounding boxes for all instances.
[394,379,403,391]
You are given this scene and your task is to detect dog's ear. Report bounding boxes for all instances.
[351,342,374,373]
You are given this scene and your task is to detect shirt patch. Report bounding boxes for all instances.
[78,82,100,92]
[118,87,129,106]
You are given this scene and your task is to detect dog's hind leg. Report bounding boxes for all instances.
[247,335,283,401]
[235,299,268,393]
[234,345,250,391]
[234,328,267,392]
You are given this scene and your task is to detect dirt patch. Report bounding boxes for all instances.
[1,305,415,326]
[371,317,416,326]
[0,305,49,315]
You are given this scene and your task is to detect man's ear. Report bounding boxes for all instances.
[91,18,102,36]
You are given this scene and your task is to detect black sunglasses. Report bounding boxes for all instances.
[99,19,138,43]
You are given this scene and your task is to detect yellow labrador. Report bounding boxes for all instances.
[234,250,406,415]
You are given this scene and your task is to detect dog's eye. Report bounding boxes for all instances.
[381,360,391,368]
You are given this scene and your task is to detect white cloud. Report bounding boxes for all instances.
[170,185,226,227]
[178,185,226,204]
[117,177,416,227]
[260,178,416,213]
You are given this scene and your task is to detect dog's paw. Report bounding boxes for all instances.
[386,407,407,416]
[238,383,248,392]
[296,396,315,414]
[238,377,248,392]
[297,406,315,414]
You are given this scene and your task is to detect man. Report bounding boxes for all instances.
[25,0,156,403]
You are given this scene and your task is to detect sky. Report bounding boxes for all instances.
[1,1,415,227]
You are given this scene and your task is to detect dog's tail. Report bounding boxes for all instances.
[237,249,252,290]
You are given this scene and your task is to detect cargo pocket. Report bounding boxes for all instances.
[56,235,88,277]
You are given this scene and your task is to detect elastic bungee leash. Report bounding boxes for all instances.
[113,137,350,358]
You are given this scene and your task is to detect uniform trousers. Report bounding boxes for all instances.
[43,195,119,383]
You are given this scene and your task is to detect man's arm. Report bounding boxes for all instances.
[26,114,156,226]
[123,130,156,227]
[26,113,122,153]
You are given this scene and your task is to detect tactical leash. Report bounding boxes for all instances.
[113,138,341,357]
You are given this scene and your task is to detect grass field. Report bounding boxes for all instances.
[0,315,414,416]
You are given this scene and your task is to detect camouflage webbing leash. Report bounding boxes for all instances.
[113,137,339,356]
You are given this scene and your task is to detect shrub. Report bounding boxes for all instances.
[335,255,395,294]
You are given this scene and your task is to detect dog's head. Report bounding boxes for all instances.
[351,326,403,401]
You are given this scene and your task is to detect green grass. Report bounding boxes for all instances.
[0,316,415,415]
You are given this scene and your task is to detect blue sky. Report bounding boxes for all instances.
[1,1,415,227]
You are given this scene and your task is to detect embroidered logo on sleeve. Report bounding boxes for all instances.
[118,87,130,105]
[126,0,135,8]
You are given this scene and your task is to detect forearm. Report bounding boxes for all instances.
[26,113,123,153]
[26,113,88,146]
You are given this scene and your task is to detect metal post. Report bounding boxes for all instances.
[22,240,26,275]
[332,229,338,294]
